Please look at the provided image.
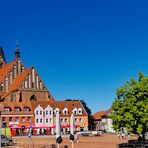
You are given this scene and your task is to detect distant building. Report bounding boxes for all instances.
[93,108,115,133]
[0,47,88,132]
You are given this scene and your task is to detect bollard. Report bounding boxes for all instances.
[64,145,68,148]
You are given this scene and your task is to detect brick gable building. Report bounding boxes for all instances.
[0,47,88,133]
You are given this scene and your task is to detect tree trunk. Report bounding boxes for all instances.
[142,131,145,141]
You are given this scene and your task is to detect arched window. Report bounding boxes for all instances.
[30,95,37,101]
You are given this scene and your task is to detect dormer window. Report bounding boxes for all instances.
[63,108,68,115]
[4,107,10,112]
[24,107,30,112]
[73,108,77,115]
[78,108,82,115]
[15,107,20,112]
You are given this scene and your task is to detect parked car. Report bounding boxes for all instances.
[1,135,13,146]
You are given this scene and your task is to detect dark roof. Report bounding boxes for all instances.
[0,47,6,62]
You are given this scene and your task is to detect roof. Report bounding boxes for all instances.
[2,68,32,99]
[93,111,106,120]
[0,61,16,83]
[30,100,87,116]
[93,108,113,120]
[1,102,33,115]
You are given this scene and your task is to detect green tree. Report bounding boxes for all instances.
[111,72,148,140]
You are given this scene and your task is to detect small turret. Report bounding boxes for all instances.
[15,40,20,61]
[15,47,20,61]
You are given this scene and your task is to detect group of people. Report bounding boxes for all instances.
[117,131,130,140]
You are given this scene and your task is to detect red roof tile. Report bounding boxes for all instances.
[0,61,16,83]
[2,68,32,98]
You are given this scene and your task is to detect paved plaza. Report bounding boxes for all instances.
[4,133,137,148]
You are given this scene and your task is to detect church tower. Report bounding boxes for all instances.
[0,47,6,68]
[15,47,20,61]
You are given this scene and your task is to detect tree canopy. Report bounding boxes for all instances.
[111,72,148,138]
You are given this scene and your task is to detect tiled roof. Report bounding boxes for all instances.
[2,68,32,99]
[30,100,87,116]
[93,111,106,120]
[1,102,33,115]
[93,108,113,120]
[0,61,16,83]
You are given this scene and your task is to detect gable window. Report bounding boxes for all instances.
[46,111,48,115]
[40,111,42,115]
[49,110,52,115]
[36,111,38,115]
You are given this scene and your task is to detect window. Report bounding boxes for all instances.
[75,118,78,122]
[74,110,77,115]
[64,110,67,115]
[28,117,31,122]
[15,107,20,112]
[49,110,52,115]
[2,117,6,122]
[78,109,82,115]
[40,118,42,123]
[16,117,19,122]
[40,111,42,115]
[46,118,48,123]
[9,117,13,122]
[65,118,68,123]
[36,119,39,123]
[36,111,38,115]
[4,107,10,112]
[49,118,52,123]
[22,117,25,122]
[61,118,63,123]
[46,111,48,115]
[24,107,29,112]
[79,118,82,122]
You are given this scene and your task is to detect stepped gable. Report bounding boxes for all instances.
[2,68,32,99]
[0,61,16,83]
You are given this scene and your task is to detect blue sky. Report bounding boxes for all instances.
[0,0,148,114]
